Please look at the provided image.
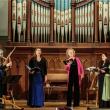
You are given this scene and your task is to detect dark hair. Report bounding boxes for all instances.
[102,53,107,57]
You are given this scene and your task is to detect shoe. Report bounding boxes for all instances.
[73,104,79,107]
[56,107,64,110]
[35,105,42,107]
[69,107,73,110]
[65,106,73,110]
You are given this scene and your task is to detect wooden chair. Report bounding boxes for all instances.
[86,71,99,107]
[0,90,23,110]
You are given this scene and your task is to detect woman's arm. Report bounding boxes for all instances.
[103,60,110,73]
[6,57,12,67]
[43,58,48,82]
[79,60,84,79]
[65,63,70,72]
[76,57,84,79]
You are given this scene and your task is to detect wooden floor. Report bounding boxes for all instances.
[5,100,98,110]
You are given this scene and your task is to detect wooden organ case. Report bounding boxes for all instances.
[6,0,110,99]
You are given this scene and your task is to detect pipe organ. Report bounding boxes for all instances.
[75,0,84,3]
[12,0,26,42]
[31,0,50,43]
[54,0,72,43]
[75,0,94,43]
[99,0,110,43]
[11,0,50,43]
[10,0,110,44]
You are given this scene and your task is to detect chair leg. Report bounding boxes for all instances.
[96,90,98,107]
[86,91,89,104]
[5,100,23,109]
[2,95,6,109]
[9,90,15,109]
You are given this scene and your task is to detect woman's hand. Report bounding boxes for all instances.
[45,75,47,83]
[81,74,84,80]
[100,69,105,73]
[68,61,73,65]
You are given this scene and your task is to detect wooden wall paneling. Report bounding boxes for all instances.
[10,58,18,75]
[48,57,55,72]
[19,59,27,98]
[54,56,64,72]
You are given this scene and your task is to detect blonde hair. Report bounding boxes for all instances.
[66,48,75,58]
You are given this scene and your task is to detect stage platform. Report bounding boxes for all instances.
[4,100,99,110]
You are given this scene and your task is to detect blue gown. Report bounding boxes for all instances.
[29,71,44,107]
[27,57,47,107]
[0,67,6,97]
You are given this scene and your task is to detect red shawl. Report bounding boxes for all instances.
[65,57,84,86]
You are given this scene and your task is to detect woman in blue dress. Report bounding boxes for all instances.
[0,49,12,96]
[27,48,47,107]
[0,49,12,108]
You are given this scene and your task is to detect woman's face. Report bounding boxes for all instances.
[35,48,41,56]
[68,49,75,57]
[0,50,3,57]
[101,54,107,61]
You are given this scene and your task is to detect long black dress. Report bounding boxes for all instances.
[98,59,110,108]
[27,56,47,107]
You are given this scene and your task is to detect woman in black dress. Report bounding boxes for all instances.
[98,53,110,108]
[64,48,84,109]
[27,48,47,107]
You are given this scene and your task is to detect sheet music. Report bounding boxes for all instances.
[86,66,96,71]
[26,65,40,72]
[26,65,31,71]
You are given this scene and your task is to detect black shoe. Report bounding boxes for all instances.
[66,104,71,107]
[64,106,73,110]
[73,104,79,107]
[35,105,43,108]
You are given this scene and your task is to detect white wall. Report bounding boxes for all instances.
[0,0,8,36]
